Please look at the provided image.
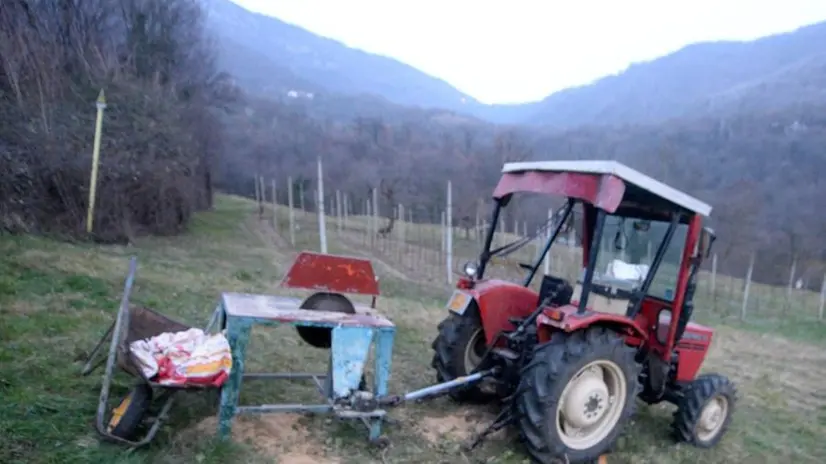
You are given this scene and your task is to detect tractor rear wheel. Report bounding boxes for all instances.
[430,308,491,403]
[672,373,736,448]
[514,327,641,463]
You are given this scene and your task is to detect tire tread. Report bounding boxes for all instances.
[514,327,641,463]
[672,373,737,448]
[430,310,489,402]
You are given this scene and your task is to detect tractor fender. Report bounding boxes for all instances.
[465,279,540,345]
[536,306,648,343]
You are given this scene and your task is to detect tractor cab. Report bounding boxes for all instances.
[459,160,715,360]
[432,160,735,463]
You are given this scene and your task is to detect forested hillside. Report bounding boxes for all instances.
[204,0,490,116]
[526,22,826,127]
[214,96,826,285]
[2,0,824,288]
[0,0,236,242]
[204,1,826,286]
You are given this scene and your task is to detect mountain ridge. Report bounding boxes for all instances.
[205,0,488,114]
[207,0,826,127]
[525,20,826,127]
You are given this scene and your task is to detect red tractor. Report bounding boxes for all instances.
[431,160,736,462]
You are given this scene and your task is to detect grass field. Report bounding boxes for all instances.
[1,195,825,463]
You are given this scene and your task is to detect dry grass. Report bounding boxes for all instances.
[1,195,825,463]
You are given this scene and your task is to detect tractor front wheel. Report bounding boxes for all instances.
[672,373,736,447]
[514,327,641,463]
[430,308,491,403]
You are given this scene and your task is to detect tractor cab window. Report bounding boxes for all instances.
[592,215,688,302]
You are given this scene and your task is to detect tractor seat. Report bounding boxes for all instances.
[538,274,574,307]
[570,276,638,316]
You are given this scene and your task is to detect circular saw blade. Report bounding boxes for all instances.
[296,292,355,349]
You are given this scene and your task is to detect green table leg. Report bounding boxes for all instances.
[369,326,395,441]
[217,317,251,439]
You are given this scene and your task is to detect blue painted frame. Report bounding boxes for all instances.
[213,293,396,442]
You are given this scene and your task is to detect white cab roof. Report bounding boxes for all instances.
[502,160,712,216]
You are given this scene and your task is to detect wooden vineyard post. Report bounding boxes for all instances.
[287,176,295,246]
[500,213,506,248]
[365,200,371,247]
[514,219,519,244]
[440,211,446,267]
[86,89,107,234]
[819,273,826,321]
[710,253,718,311]
[398,204,405,244]
[372,188,379,250]
[475,199,482,243]
[544,209,552,275]
[254,176,261,217]
[786,256,797,315]
[408,209,415,266]
[299,182,305,216]
[446,180,453,284]
[343,193,350,230]
[411,210,419,268]
[336,190,342,233]
[522,221,528,262]
[740,253,754,320]
[421,211,428,271]
[258,176,265,219]
[316,157,327,253]
[271,179,278,230]
[339,193,345,230]
[422,211,429,270]
[391,205,398,260]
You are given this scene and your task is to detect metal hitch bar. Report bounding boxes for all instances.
[372,367,500,408]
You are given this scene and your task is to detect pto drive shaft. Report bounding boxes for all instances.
[375,367,500,407]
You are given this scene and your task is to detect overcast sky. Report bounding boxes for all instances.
[232,0,826,104]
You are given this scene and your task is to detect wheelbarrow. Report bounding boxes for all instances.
[80,256,222,447]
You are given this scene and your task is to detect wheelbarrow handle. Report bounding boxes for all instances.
[80,321,115,376]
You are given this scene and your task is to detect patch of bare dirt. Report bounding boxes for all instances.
[1,300,38,314]
[415,407,506,444]
[189,414,339,463]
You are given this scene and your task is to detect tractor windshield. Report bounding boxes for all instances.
[592,214,688,303]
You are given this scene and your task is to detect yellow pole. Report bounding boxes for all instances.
[86,89,107,234]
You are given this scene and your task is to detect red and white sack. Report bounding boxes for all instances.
[129,328,232,387]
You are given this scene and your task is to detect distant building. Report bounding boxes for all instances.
[287,90,315,99]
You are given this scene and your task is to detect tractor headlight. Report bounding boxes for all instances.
[463,261,479,278]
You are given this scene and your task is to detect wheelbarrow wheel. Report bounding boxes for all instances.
[108,382,153,440]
